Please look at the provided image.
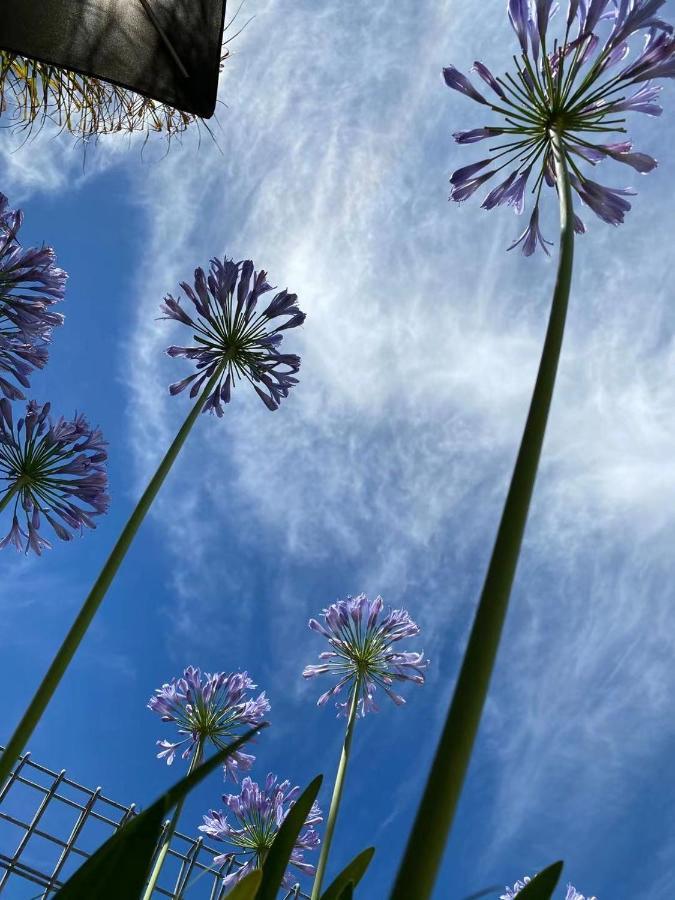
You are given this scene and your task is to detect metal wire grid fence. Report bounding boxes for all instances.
[0,746,248,899]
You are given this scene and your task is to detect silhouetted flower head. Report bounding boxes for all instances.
[0,400,108,555]
[444,0,674,254]
[0,194,66,397]
[200,774,322,891]
[303,593,429,717]
[148,667,270,780]
[160,257,304,416]
[500,879,596,899]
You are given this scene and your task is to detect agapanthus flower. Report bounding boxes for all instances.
[148,667,270,780]
[0,400,108,555]
[500,878,597,899]
[303,593,429,717]
[160,256,304,416]
[0,193,66,398]
[444,0,675,254]
[200,774,322,892]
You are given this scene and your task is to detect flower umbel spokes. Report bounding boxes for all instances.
[200,775,322,891]
[0,399,109,555]
[148,667,270,780]
[445,0,674,254]
[304,594,429,716]
[161,257,305,415]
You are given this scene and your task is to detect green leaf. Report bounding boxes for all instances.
[516,861,564,899]
[336,883,354,900]
[256,774,323,900]
[225,869,263,899]
[320,847,375,900]
[54,726,266,899]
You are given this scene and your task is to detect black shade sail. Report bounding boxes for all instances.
[0,0,228,118]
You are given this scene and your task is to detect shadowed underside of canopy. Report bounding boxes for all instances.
[0,0,230,138]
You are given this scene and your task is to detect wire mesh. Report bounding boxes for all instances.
[0,746,235,899]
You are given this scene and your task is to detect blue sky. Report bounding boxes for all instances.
[2,0,675,897]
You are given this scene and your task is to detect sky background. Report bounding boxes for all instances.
[2,1,675,898]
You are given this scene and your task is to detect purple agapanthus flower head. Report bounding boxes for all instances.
[148,667,270,780]
[160,257,305,416]
[0,193,66,399]
[444,0,675,254]
[199,774,322,892]
[500,878,597,899]
[303,593,429,717]
[0,400,108,555]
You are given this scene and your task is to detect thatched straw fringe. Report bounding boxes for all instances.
[0,49,231,139]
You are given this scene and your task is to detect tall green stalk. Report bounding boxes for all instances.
[0,367,224,786]
[142,741,204,900]
[310,680,362,900]
[390,129,574,899]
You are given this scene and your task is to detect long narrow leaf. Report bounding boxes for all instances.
[320,847,375,900]
[516,862,564,899]
[256,774,323,900]
[55,726,266,899]
[336,885,354,900]
[226,869,263,899]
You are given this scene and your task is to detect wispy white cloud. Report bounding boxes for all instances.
[0,125,140,198]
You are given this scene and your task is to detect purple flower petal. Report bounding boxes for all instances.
[442,66,489,105]
[471,61,508,100]
[507,206,553,256]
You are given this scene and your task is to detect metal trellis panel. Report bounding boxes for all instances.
[0,747,232,898]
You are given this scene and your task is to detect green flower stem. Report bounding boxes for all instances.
[0,476,24,515]
[310,681,361,900]
[0,367,224,786]
[390,129,574,900]
[143,742,204,900]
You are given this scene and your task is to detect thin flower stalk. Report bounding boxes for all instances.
[0,256,304,787]
[303,594,428,899]
[142,739,204,900]
[0,366,221,787]
[392,128,575,899]
[309,682,360,900]
[393,3,675,893]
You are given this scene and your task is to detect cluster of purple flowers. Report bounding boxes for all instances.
[303,593,429,716]
[149,596,428,893]
[160,256,305,415]
[0,192,65,399]
[501,878,596,900]
[0,399,109,555]
[444,0,675,254]
[149,664,323,892]
[148,666,270,780]
[0,191,109,557]
[200,774,323,891]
